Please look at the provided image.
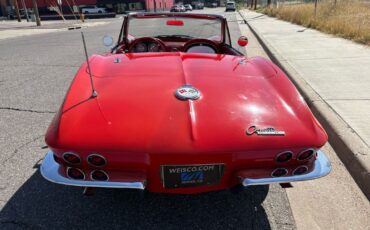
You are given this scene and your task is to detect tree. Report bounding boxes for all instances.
[13,0,21,22]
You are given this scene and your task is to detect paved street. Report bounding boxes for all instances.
[0,7,368,230]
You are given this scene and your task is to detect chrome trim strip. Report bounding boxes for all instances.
[242,150,331,187]
[40,150,145,190]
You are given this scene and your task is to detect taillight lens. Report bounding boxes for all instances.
[87,154,107,167]
[275,151,293,163]
[298,149,315,161]
[67,167,85,180]
[293,166,308,175]
[91,170,109,181]
[62,152,81,165]
[271,168,288,177]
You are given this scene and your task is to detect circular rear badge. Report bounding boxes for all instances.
[175,85,201,101]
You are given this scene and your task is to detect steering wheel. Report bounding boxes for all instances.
[128,37,167,53]
[182,39,220,54]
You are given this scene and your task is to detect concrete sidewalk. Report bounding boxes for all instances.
[0,20,76,30]
[239,9,370,199]
[0,19,113,40]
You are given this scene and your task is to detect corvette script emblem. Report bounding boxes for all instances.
[175,85,200,101]
[246,125,285,136]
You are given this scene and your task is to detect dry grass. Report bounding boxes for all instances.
[261,0,370,45]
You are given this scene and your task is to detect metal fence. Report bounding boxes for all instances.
[245,0,320,8]
[245,0,370,8]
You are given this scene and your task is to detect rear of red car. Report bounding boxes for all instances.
[41,53,331,194]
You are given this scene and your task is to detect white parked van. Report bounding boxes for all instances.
[225,1,236,11]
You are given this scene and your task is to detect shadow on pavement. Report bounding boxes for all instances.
[0,170,271,229]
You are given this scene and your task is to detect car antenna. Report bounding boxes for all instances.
[81,32,98,98]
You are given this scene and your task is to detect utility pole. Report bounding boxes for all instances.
[13,0,21,22]
[31,0,41,26]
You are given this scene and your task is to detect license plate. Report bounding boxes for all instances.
[161,164,224,188]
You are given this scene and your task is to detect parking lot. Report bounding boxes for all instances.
[0,7,369,230]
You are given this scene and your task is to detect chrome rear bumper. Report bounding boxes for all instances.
[40,151,145,190]
[241,150,331,187]
[41,150,330,190]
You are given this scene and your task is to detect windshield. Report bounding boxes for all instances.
[127,17,223,42]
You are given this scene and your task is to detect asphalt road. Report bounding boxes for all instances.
[0,8,296,229]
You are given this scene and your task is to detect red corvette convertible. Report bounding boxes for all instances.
[40,13,331,194]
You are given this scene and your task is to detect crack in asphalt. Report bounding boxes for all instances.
[0,63,80,68]
[1,135,44,166]
[0,107,55,114]
[276,222,295,226]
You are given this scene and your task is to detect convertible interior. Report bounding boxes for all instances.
[115,13,244,56]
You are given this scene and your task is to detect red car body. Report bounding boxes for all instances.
[41,13,331,194]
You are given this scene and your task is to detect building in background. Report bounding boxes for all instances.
[144,0,173,11]
[97,0,173,13]
[1,0,174,17]
[22,0,97,14]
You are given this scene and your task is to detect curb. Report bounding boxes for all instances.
[238,10,370,200]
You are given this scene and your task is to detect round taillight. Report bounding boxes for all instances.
[275,151,293,163]
[298,149,315,161]
[91,170,109,181]
[87,154,107,167]
[67,167,85,180]
[271,168,288,177]
[62,152,81,165]
[293,166,308,175]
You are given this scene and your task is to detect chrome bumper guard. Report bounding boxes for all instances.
[40,151,145,190]
[241,150,331,187]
